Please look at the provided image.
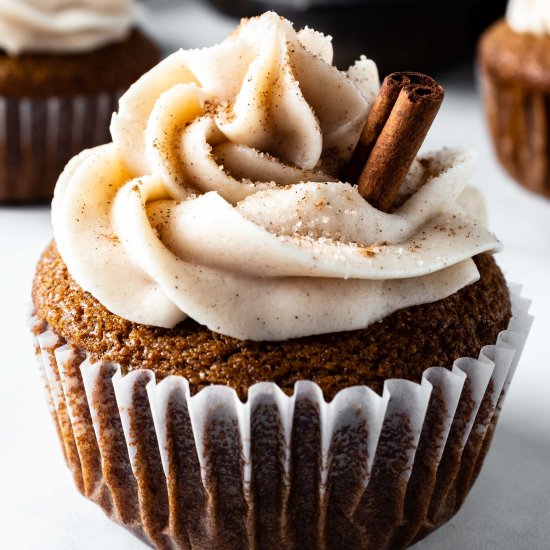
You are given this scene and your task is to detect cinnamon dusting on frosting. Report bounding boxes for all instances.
[51,12,502,341]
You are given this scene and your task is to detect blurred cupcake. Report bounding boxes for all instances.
[31,12,532,549]
[0,0,159,203]
[479,0,550,198]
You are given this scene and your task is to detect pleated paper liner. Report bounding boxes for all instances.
[0,91,122,204]
[480,68,550,199]
[30,286,532,550]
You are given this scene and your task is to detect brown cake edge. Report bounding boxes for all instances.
[32,241,512,400]
[0,28,160,97]
[479,20,550,92]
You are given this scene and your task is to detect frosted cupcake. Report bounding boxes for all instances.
[31,12,532,549]
[479,0,550,198]
[0,0,159,203]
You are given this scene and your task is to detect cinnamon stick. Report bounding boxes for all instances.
[347,72,444,212]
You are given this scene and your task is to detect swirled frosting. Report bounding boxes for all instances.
[52,12,500,341]
[0,0,135,55]
[507,0,550,35]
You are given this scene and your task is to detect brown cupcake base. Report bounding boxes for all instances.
[0,91,122,203]
[31,295,531,550]
[480,68,550,198]
[33,243,513,400]
[479,20,550,198]
[0,29,160,204]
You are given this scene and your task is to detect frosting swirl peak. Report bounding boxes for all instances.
[52,13,500,341]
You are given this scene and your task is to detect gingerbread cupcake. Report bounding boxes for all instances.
[479,0,550,198]
[31,12,532,549]
[0,0,159,203]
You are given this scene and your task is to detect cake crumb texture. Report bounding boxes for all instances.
[0,29,160,97]
[33,242,512,400]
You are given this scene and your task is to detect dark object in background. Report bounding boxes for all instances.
[206,0,507,76]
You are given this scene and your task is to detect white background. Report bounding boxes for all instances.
[0,1,549,548]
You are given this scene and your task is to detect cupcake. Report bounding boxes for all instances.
[0,0,159,203]
[479,0,550,198]
[31,12,532,549]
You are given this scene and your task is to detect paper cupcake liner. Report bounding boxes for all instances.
[30,287,532,549]
[480,68,550,199]
[0,91,122,203]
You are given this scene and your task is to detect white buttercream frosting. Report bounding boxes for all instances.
[52,12,500,341]
[0,0,135,55]
[507,0,550,35]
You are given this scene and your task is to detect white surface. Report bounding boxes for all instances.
[1,2,550,549]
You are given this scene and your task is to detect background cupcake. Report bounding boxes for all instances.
[479,0,550,199]
[0,0,159,204]
[29,12,533,549]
